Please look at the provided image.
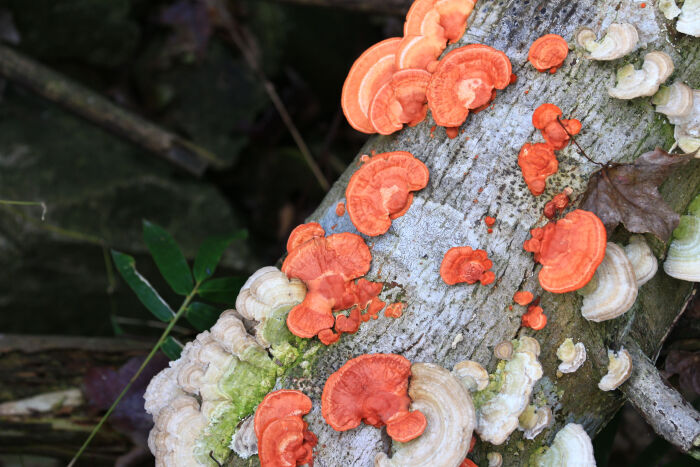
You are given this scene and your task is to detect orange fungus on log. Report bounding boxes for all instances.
[544,188,572,219]
[385,302,405,318]
[321,353,426,443]
[396,34,446,71]
[527,34,569,73]
[440,246,496,286]
[513,291,534,306]
[346,151,429,236]
[286,222,325,253]
[336,202,346,216]
[522,305,547,330]
[523,209,607,293]
[460,459,478,467]
[517,143,558,196]
[532,103,581,150]
[435,0,477,44]
[404,0,447,40]
[484,216,496,226]
[370,68,432,135]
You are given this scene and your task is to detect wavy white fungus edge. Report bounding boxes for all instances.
[659,0,682,19]
[623,235,658,287]
[653,82,695,124]
[556,338,587,374]
[230,416,257,459]
[518,405,553,440]
[149,395,208,467]
[453,360,489,391]
[375,363,476,467]
[535,423,596,467]
[472,336,543,445]
[580,243,638,322]
[608,51,674,100]
[673,90,700,154]
[663,211,700,282]
[677,0,700,37]
[576,23,638,60]
[598,348,633,391]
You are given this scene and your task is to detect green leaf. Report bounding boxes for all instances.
[198,276,246,305]
[142,220,194,295]
[193,230,247,282]
[111,250,175,322]
[186,301,223,331]
[161,336,183,360]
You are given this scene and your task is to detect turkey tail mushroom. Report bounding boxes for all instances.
[533,423,596,466]
[664,194,700,281]
[576,23,638,60]
[608,51,674,100]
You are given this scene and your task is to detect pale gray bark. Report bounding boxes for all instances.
[272,0,700,465]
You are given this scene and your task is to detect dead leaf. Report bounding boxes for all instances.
[664,350,700,397]
[580,148,695,241]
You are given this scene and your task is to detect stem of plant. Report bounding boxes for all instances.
[555,116,606,167]
[0,199,47,220]
[68,283,201,466]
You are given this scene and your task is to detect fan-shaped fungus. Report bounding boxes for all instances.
[435,0,477,43]
[576,23,638,60]
[370,70,432,135]
[404,0,447,40]
[598,348,633,391]
[440,246,496,286]
[544,188,572,219]
[660,0,682,19]
[517,143,558,196]
[254,390,313,439]
[518,405,553,440]
[527,34,569,73]
[663,194,700,281]
[286,223,326,253]
[494,341,514,360]
[487,452,503,467]
[673,89,700,153]
[150,395,208,467]
[532,104,581,150]
[341,38,402,133]
[556,338,587,374]
[534,423,595,466]
[396,35,446,70]
[580,242,638,322]
[677,0,700,37]
[623,235,658,286]
[608,51,674,100]
[231,416,257,459]
[282,226,375,339]
[345,151,429,236]
[653,82,694,123]
[375,363,476,467]
[322,353,426,443]
[522,304,547,330]
[453,360,489,391]
[513,291,534,306]
[427,44,512,127]
[523,209,607,293]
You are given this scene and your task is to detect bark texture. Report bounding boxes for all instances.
[274,1,700,465]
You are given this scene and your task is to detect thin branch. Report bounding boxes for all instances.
[0,45,224,176]
[555,116,606,168]
[214,1,331,192]
[0,199,46,220]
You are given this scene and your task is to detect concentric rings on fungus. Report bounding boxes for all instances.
[528,34,569,73]
[440,246,496,286]
[517,143,558,196]
[369,69,432,135]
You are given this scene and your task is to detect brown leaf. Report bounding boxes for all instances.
[580,148,695,241]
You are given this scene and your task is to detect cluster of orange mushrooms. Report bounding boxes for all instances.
[246,3,634,467]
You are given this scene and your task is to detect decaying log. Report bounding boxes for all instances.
[263,0,700,465]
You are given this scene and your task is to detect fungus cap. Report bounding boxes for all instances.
[440,246,496,286]
[487,452,503,467]
[375,363,476,467]
[494,341,514,360]
[653,82,694,123]
[608,51,674,100]
[517,143,558,196]
[404,0,446,39]
[286,223,325,253]
[396,35,446,70]
[660,0,682,19]
[523,209,607,293]
[231,416,257,459]
[527,34,569,73]
[341,38,402,133]
[576,23,638,60]
[580,242,638,322]
[672,89,700,153]
[369,70,432,135]
[531,104,581,150]
[598,348,633,391]
[663,195,700,281]
[556,338,587,374]
[522,305,547,330]
[518,405,553,440]
[452,360,489,391]
[677,0,700,37]
[235,266,306,325]
[346,151,429,236]
[254,389,313,440]
[435,0,476,43]
[536,423,595,467]
[513,291,534,306]
[258,416,316,467]
[322,354,426,442]
[623,235,658,287]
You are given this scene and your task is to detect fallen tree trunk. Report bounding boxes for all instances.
[272,0,700,465]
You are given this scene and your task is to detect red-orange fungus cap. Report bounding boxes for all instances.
[336,202,346,217]
[427,44,513,127]
[254,389,313,440]
[460,459,478,467]
[370,68,431,135]
[532,103,563,129]
[386,410,428,442]
[335,307,361,334]
[384,302,405,318]
[318,329,341,345]
[258,416,317,467]
[396,34,446,71]
[484,216,496,226]
[544,189,571,219]
[513,291,534,306]
[522,305,547,330]
[528,34,569,73]
[346,151,429,236]
[404,0,447,40]
[523,209,607,293]
[435,0,476,44]
[517,143,558,196]
[286,222,325,253]
[532,104,582,150]
[440,246,496,286]
[321,353,426,443]
[445,126,460,139]
[342,38,401,134]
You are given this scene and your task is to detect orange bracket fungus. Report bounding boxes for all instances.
[370,69,432,135]
[286,222,325,253]
[517,143,558,196]
[435,0,477,43]
[440,246,496,286]
[522,304,547,330]
[341,38,401,134]
[427,44,513,127]
[543,188,572,219]
[523,209,607,293]
[396,35,446,70]
[282,224,384,342]
[532,104,581,150]
[254,390,317,467]
[404,0,447,40]
[513,291,534,306]
[346,151,429,236]
[322,354,427,443]
[527,34,569,73]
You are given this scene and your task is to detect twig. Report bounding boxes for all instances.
[209,451,223,467]
[0,45,224,177]
[0,199,46,220]
[213,1,330,191]
[555,116,606,168]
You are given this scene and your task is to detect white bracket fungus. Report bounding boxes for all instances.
[472,336,543,445]
[494,341,514,361]
[556,338,587,374]
[576,23,638,60]
[580,243,638,322]
[487,452,503,467]
[653,82,694,123]
[535,423,596,467]
[677,0,700,37]
[673,90,700,154]
[608,52,674,100]
[230,416,257,459]
[623,235,658,287]
[375,363,476,467]
[598,348,633,391]
[149,395,208,467]
[518,405,553,440]
[453,360,490,391]
[659,0,682,19]
[664,195,700,281]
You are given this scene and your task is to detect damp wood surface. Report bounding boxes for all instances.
[260,0,700,465]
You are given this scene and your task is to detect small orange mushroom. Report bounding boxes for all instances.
[528,34,569,73]
[336,202,346,216]
[346,151,429,236]
[440,246,496,286]
[513,291,534,306]
[435,0,476,44]
[404,0,447,40]
[522,304,547,330]
[369,69,432,135]
[484,216,496,227]
[427,44,512,127]
[532,103,581,150]
[384,302,405,318]
[321,353,427,443]
[254,389,313,440]
[523,209,607,293]
[517,143,558,196]
[544,188,572,219]
[286,222,325,253]
[396,34,446,70]
[341,37,401,134]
